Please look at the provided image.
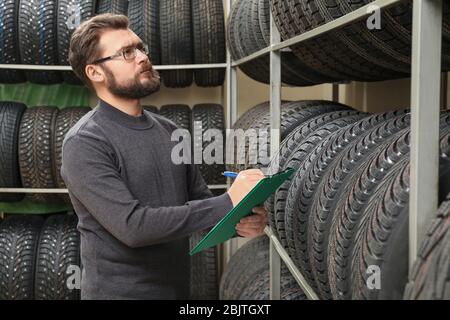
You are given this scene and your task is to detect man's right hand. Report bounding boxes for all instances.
[226,169,265,207]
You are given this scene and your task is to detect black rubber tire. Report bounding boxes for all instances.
[96,0,128,14]
[0,102,27,202]
[53,107,91,203]
[128,0,160,65]
[270,0,407,82]
[160,0,193,88]
[265,110,363,241]
[189,230,218,299]
[404,191,450,300]
[0,0,26,83]
[275,114,365,289]
[18,0,61,84]
[18,106,59,203]
[225,101,271,172]
[244,100,353,170]
[219,236,306,300]
[351,119,450,300]
[306,111,409,299]
[0,215,43,300]
[191,0,225,87]
[272,113,366,243]
[34,214,81,300]
[327,114,450,300]
[310,0,412,74]
[159,104,191,131]
[143,105,158,114]
[219,236,268,299]
[57,0,96,84]
[191,104,225,185]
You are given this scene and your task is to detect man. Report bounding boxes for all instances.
[61,13,268,299]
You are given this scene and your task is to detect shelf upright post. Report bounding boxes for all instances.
[224,0,240,266]
[409,0,443,272]
[269,4,282,301]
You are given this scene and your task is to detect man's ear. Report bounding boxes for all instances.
[85,64,105,84]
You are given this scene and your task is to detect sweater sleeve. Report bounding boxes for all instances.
[61,134,233,248]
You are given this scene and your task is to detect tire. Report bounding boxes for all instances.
[404,191,450,300]
[219,236,305,300]
[0,0,26,83]
[19,107,59,203]
[57,0,96,84]
[277,114,365,289]
[0,215,43,300]
[191,104,225,185]
[159,104,191,131]
[128,0,160,65]
[270,0,407,82]
[225,101,271,172]
[160,0,193,88]
[351,118,450,300]
[306,111,410,299]
[219,236,268,299]
[327,114,450,300]
[18,0,61,84]
[244,100,353,171]
[0,102,27,202]
[53,107,91,203]
[96,0,128,14]
[265,110,364,242]
[35,214,80,300]
[191,0,226,86]
[189,230,218,299]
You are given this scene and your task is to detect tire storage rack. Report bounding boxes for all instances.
[0,0,228,300]
[0,0,447,300]
[224,0,448,300]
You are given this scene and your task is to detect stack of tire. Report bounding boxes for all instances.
[0,213,81,300]
[0,0,225,87]
[226,99,450,299]
[266,109,450,300]
[227,0,450,85]
[0,102,91,204]
[220,235,306,299]
[227,0,326,86]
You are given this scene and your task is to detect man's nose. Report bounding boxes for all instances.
[136,49,150,64]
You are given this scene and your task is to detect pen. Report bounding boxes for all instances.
[222,171,238,179]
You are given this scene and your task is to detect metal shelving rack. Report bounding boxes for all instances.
[0,0,444,301]
[226,0,444,300]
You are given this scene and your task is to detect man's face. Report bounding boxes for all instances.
[96,29,160,99]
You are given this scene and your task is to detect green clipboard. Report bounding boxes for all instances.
[189,168,296,255]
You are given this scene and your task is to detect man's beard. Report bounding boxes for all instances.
[103,65,161,99]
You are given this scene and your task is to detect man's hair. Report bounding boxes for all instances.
[68,13,129,89]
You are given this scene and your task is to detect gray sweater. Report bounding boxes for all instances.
[61,100,233,299]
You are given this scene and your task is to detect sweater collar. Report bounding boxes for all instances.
[96,99,154,130]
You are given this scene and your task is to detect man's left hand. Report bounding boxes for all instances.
[235,206,268,238]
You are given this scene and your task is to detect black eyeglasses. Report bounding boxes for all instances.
[90,43,149,64]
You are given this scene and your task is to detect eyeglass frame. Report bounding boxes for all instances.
[90,43,150,65]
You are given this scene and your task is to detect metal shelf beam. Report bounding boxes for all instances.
[409,0,443,271]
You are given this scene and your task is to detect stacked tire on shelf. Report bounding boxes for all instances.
[225,99,450,300]
[0,214,81,300]
[227,0,450,85]
[220,235,306,300]
[0,0,225,88]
